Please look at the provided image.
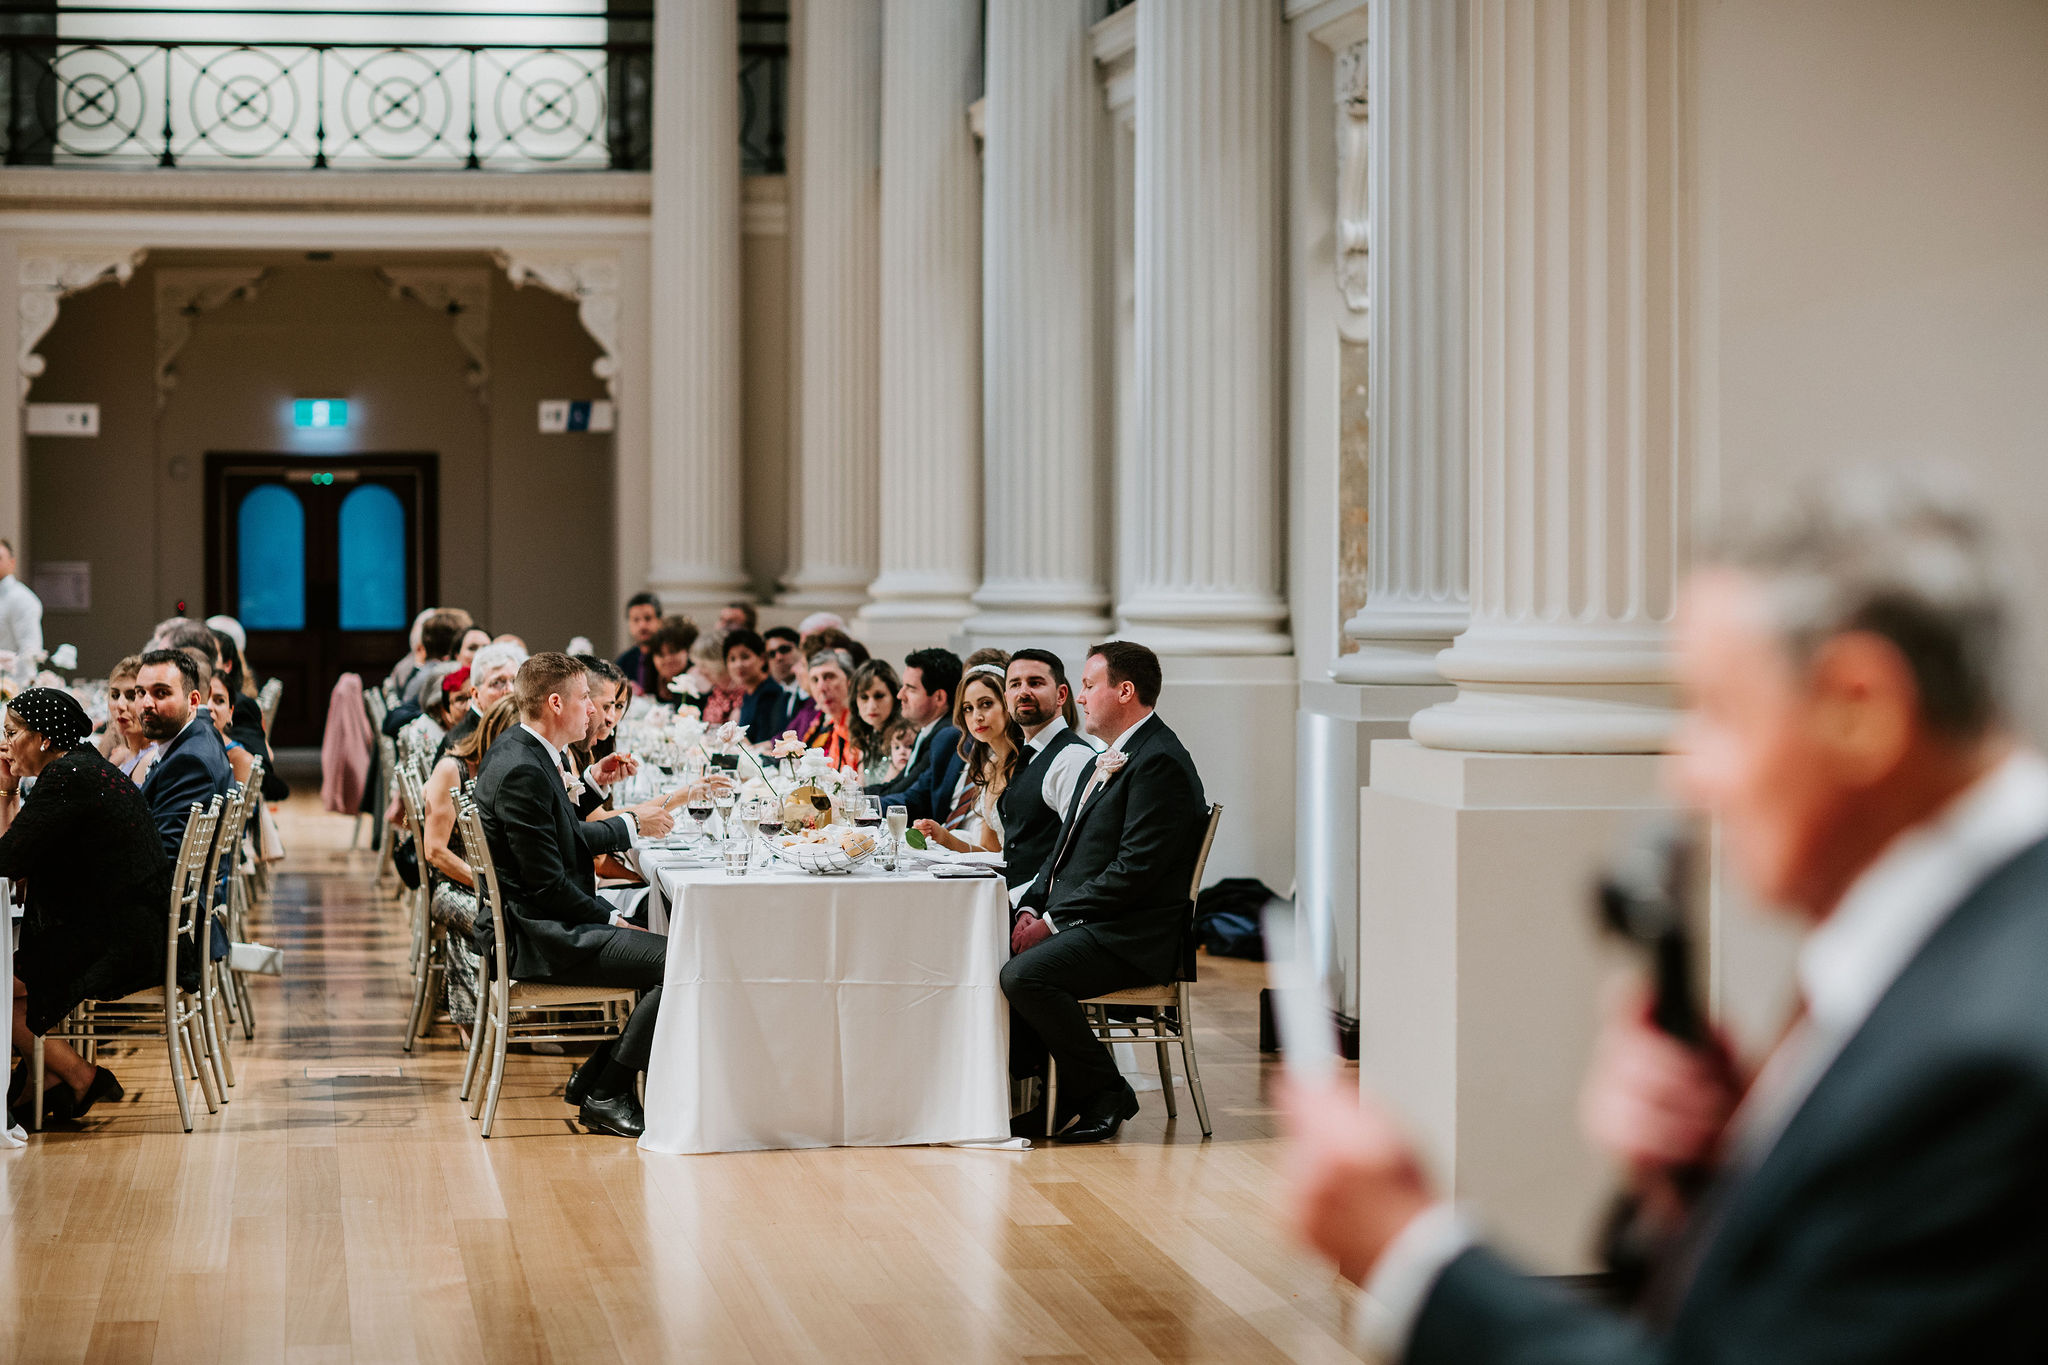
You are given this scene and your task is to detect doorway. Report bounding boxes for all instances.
[205,455,439,747]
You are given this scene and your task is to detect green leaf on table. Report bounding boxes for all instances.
[905,828,927,850]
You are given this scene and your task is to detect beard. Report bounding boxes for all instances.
[1010,698,1046,726]
[140,709,183,740]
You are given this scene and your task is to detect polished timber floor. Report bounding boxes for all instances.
[0,794,1365,1364]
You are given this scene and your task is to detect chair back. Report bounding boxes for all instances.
[455,794,511,989]
[200,783,245,917]
[256,678,283,736]
[166,796,224,990]
[395,764,430,870]
[1179,803,1224,982]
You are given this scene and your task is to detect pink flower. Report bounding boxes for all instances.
[1095,750,1127,778]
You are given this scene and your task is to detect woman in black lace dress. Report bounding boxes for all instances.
[3,688,172,1123]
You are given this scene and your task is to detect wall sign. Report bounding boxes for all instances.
[538,399,614,434]
[24,403,99,436]
[32,561,91,611]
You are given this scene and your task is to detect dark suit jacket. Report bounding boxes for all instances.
[472,725,632,980]
[615,644,655,695]
[738,678,791,744]
[1409,834,2048,1365]
[1018,714,1206,984]
[138,712,234,862]
[878,722,964,824]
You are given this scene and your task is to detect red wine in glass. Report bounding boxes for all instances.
[853,813,884,830]
[757,817,785,839]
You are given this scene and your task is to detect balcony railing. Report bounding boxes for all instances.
[0,3,788,172]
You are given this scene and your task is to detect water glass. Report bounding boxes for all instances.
[723,842,751,877]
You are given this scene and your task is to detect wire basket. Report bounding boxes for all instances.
[772,832,880,876]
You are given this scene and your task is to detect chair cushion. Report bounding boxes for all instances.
[1084,984,1176,1006]
[505,981,639,1007]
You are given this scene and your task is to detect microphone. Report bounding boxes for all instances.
[1597,816,1706,1047]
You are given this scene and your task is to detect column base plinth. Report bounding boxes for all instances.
[1409,682,1678,754]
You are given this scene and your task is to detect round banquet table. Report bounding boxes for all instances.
[634,851,1012,1154]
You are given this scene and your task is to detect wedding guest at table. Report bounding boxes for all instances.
[492,632,526,652]
[420,695,521,1029]
[914,662,1021,852]
[98,654,150,774]
[849,658,902,788]
[435,641,524,769]
[456,627,492,670]
[615,591,662,694]
[678,628,745,724]
[209,625,287,800]
[996,649,1095,896]
[877,648,964,821]
[473,653,672,1138]
[206,671,256,787]
[3,688,172,1124]
[762,626,803,691]
[718,601,757,633]
[1004,641,1207,1143]
[133,648,234,862]
[387,607,439,695]
[647,615,698,703]
[724,629,790,744]
[882,720,917,783]
[567,656,648,822]
[400,609,473,707]
[797,649,860,771]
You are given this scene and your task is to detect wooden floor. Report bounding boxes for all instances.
[0,795,1366,1364]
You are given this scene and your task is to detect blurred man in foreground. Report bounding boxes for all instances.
[1288,474,2048,1362]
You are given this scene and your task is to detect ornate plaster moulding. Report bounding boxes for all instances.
[0,167,653,216]
[154,265,268,410]
[378,266,494,406]
[492,250,620,396]
[18,247,147,397]
[1334,39,1371,342]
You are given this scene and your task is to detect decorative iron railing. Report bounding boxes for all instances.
[0,4,789,172]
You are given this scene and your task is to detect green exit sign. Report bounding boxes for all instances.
[293,398,348,429]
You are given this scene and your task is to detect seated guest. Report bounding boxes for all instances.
[796,649,860,772]
[880,720,917,783]
[435,641,524,768]
[133,648,234,861]
[718,601,757,633]
[997,648,1096,896]
[566,656,660,824]
[849,658,902,788]
[1003,642,1206,1143]
[387,608,439,694]
[785,627,863,738]
[3,689,173,1124]
[762,625,803,692]
[723,629,790,744]
[420,695,521,1029]
[877,648,965,822]
[914,662,1020,852]
[209,626,287,799]
[615,591,662,695]
[473,653,672,1138]
[205,671,256,787]
[400,608,473,706]
[97,654,150,774]
[677,628,745,724]
[647,615,698,703]
[456,627,492,669]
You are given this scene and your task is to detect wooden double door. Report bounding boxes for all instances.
[205,455,439,748]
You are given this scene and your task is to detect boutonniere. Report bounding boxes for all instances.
[1095,750,1128,779]
[561,767,586,802]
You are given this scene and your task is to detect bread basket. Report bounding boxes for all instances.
[773,828,880,875]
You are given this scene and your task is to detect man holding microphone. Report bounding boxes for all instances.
[1288,474,2048,1361]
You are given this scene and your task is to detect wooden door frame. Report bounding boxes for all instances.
[203,453,441,624]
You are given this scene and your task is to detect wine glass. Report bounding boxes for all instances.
[884,805,909,868]
[738,799,763,862]
[851,794,883,831]
[684,787,716,843]
[712,783,739,840]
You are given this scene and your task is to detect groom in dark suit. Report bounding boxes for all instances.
[1004,641,1207,1143]
[1287,478,2048,1362]
[473,652,673,1138]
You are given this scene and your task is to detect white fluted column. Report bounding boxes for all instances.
[646,0,748,609]
[780,0,883,614]
[1332,0,1470,685]
[1116,0,1290,656]
[964,0,1111,643]
[1410,0,1691,753]
[853,0,982,648]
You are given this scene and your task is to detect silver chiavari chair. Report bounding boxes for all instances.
[34,797,226,1132]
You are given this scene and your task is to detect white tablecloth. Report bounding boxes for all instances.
[637,855,1012,1154]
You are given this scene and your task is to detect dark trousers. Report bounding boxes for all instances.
[545,926,668,1070]
[999,924,1149,1108]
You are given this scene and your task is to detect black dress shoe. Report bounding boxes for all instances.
[579,1090,646,1139]
[565,1041,616,1108]
[68,1068,124,1120]
[1054,1082,1140,1144]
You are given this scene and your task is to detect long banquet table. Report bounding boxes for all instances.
[634,850,1013,1155]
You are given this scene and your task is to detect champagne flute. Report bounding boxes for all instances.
[885,805,909,869]
[712,783,738,841]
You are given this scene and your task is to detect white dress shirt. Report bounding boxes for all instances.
[0,573,43,661]
[1356,749,2048,1360]
[1009,717,1103,907]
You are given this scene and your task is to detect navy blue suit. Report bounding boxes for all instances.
[878,722,964,824]
[138,712,234,862]
[738,678,791,744]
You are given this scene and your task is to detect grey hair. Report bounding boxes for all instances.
[807,648,853,675]
[469,640,528,684]
[1707,470,2010,736]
